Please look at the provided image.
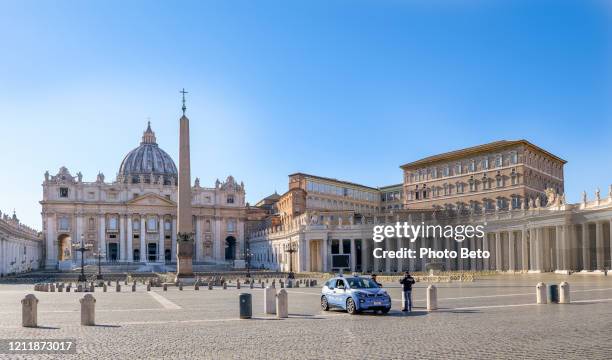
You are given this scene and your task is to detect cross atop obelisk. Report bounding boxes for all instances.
[176,88,194,279]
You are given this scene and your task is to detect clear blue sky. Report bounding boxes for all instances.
[0,1,610,228]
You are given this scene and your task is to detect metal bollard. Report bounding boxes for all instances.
[250,282,254,289]
[261,282,265,289]
[559,282,570,304]
[21,294,38,328]
[77,284,83,293]
[147,283,152,291]
[163,284,168,291]
[116,284,121,292]
[80,294,96,326]
[50,284,55,292]
[223,282,227,290]
[536,282,546,304]
[427,285,437,311]
[280,280,284,288]
[179,283,183,291]
[236,280,241,290]
[264,286,276,314]
[90,283,95,292]
[208,283,213,290]
[194,283,199,291]
[276,289,288,318]
[132,284,136,292]
[103,283,107,292]
[239,293,252,319]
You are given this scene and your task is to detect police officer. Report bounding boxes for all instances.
[399,271,415,312]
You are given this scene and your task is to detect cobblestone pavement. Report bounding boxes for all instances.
[0,274,611,359]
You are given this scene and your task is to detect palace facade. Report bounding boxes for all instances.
[41,122,259,270]
[0,211,43,276]
[248,140,612,274]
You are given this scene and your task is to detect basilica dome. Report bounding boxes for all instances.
[118,122,177,184]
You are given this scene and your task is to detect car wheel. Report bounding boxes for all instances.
[346,298,357,315]
[321,296,329,311]
[381,307,391,314]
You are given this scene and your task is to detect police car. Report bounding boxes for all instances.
[321,275,391,315]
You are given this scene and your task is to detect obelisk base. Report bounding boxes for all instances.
[176,242,194,280]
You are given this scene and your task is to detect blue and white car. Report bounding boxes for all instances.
[321,275,391,315]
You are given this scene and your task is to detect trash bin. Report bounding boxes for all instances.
[546,284,559,303]
[239,293,252,319]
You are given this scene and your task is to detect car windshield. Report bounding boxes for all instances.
[346,278,379,289]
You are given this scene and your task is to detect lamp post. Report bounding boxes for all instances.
[92,247,106,280]
[72,234,93,282]
[244,246,253,278]
[284,241,298,279]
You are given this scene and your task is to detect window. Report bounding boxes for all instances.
[511,169,517,185]
[59,187,69,198]
[59,217,69,230]
[164,220,171,231]
[147,217,157,232]
[88,218,95,230]
[482,158,489,170]
[227,219,236,232]
[133,219,140,230]
[432,168,438,179]
[108,217,118,230]
[443,166,450,177]
[455,163,462,175]
[226,195,234,204]
[511,152,518,164]
[496,155,502,167]
[469,160,476,172]
[469,177,476,192]
[496,173,503,188]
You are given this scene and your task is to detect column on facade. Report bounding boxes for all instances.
[75,214,83,264]
[508,231,516,271]
[158,216,164,262]
[140,216,146,262]
[445,237,452,271]
[119,215,126,261]
[536,227,544,272]
[595,221,604,270]
[98,214,106,262]
[127,215,133,262]
[0,238,4,274]
[45,214,56,268]
[237,219,244,260]
[214,218,222,261]
[529,228,536,271]
[195,216,201,262]
[408,238,416,272]
[582,223,590,271]
[555,225,562,271]
[420,237,427,272]
[171,217,177,261]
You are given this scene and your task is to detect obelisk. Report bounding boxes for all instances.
[176,88,194,279]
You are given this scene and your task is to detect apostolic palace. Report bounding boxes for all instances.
[2,110,611,277]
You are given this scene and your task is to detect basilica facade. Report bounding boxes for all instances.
[41,122,253,270]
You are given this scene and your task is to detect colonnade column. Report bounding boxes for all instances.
[582,223,590,271]
[361,239,369,272]
[445,237,452,271]
[555,225,562,271]
[469,236,476,271]
[409,238,416,272]
[322,237,329,272]
[396,237,403,272]
[609,219,612,272]
[126,216,133,262]
[75,214,83,263]
[384,237,391,273]
[350,239,356,272]
[508,231,516,271]
[140,216,146,262]
[595,222,604,271]
[482,233,489,270]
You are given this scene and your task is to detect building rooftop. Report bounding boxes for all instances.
[400,139,567,169]
[288,172,380,191]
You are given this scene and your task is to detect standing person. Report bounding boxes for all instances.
[371,274,382,287]
[399,271,415,312]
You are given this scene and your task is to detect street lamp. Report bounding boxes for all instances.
[284,241,298,279]
[92,247,106,280]
[72,234,93,282]
[244,247,253,278]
